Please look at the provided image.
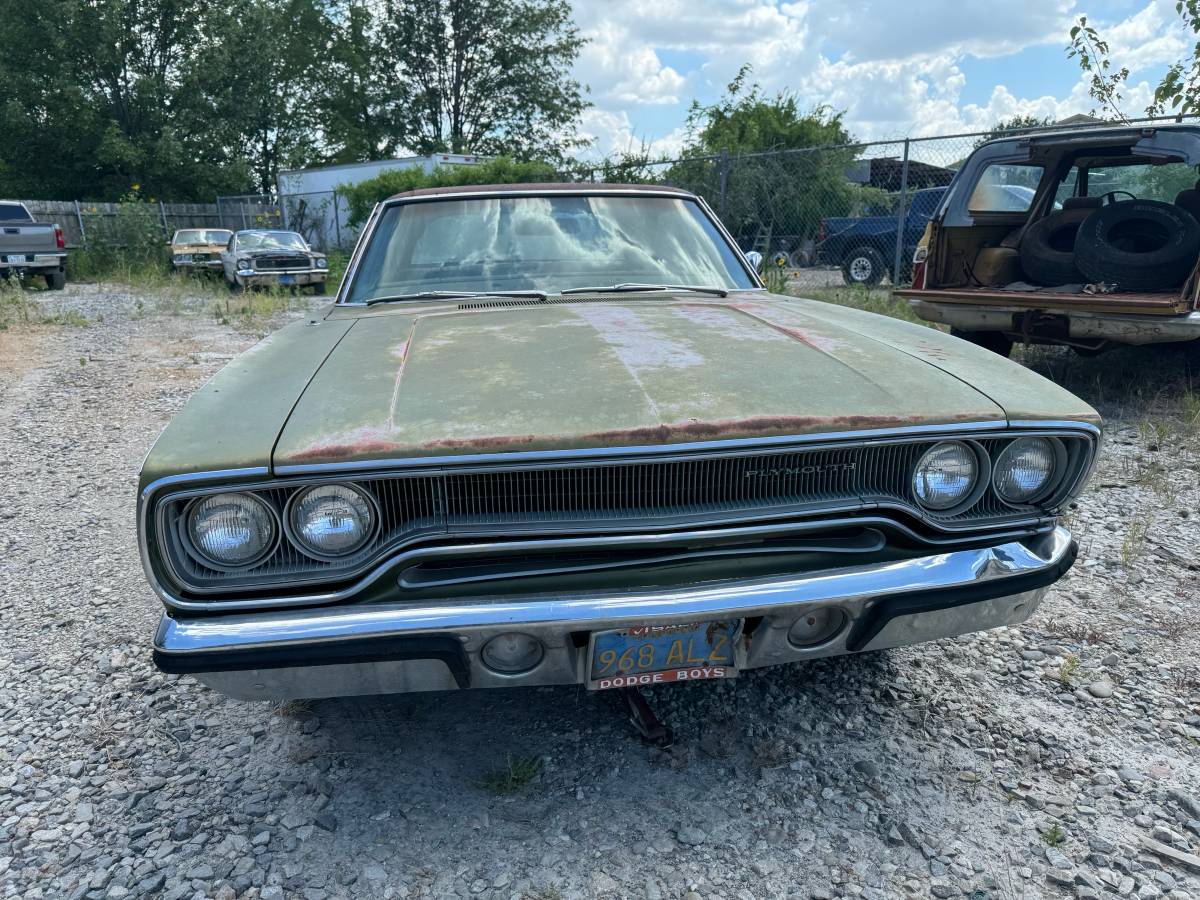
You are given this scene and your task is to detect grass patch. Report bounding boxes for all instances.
[794,284,929,325]
[480,754,542,796]
[0,278,89,329]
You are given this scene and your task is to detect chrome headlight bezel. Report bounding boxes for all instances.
[284,483,379,561]
[180,491,281,571]
[992,436,1068,506]
[911,440,990,514]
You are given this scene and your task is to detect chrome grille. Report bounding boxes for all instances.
[153,430,1095,596]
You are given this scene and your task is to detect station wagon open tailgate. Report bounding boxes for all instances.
[897,287,1195,317]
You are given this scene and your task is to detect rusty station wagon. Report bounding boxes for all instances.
[139,184,1100,705]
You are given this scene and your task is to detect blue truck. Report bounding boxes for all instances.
[815,187,947,286]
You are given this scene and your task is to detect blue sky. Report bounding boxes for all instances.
[569,0,1184,158]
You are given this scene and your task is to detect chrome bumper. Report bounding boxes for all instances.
[911,300,1200,345]
[154,527,1076,700]
[236,268,326,285]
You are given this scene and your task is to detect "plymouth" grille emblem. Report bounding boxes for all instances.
[744,462,857,478]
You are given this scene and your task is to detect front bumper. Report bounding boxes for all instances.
[910,300,1200,345]
[236,268,327,287]
[173,258,223,270]
[153,527,1077,700]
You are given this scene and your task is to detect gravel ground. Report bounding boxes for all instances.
[1,285,1198,900]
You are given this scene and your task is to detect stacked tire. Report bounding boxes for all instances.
[1073,200,1200,291]
[1019,199,1200,291]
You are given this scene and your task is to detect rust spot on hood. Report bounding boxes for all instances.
[285,412,990,463]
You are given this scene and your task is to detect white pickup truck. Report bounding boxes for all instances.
[0,201,67,289]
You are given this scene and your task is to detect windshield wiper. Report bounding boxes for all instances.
[365,289,548,306]
[559,282,729,297]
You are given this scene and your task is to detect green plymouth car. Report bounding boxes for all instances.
[139,184,1101,702]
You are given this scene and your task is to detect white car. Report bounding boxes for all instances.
[220,229,328,292]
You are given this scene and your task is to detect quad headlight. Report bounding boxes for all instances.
[186,492,278,568]
[993,437,1058,504]
[913,441,979,511]
[287,484,376,558]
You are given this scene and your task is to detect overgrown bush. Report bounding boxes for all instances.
[337,157,559,228]
[70,187,171,281]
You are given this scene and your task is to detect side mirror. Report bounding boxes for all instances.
[745,250,763,273]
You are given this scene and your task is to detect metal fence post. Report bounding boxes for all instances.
[718,149,730,220]
[216,196,223,230]
[240,200,248,229]
[74,200,86,246]
[333,192,342,250]
[158,200,168,238]
[892,138,911,286]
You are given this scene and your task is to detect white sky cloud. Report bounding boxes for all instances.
[568,0,1183,159]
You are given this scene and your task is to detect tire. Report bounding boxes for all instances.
[950,328,1013,358]
[44,269,66,291]
[1019,210,1089,285]
[841,246,886,286]
[1074,200,1200,291]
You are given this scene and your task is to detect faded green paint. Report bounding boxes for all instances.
[138,317,353,489]
[144,291,1100,482]
[271,296,1010,466]
[774,297,1102,424]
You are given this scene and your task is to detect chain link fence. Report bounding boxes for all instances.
[205,113,1200,277]
[568,114,1200,290]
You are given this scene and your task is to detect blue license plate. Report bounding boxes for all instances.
[587,620,741,690]
[278,274,296,285]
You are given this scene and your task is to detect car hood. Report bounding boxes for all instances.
[172,242,226,253]
[272,295,1028,467]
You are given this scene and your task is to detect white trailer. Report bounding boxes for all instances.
[276,153,482,250]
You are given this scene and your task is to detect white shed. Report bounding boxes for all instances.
[276,153,482,250]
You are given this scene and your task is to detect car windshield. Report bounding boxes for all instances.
[345,194,755,302]
[175,229,232,245]
[238,232,307,252]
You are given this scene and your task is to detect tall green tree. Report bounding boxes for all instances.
[374,0,590,162]
[180,0,329,194]
[668,66,876,245]
[318,0,407,163]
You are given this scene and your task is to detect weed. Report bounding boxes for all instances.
[1120,515,1150,568]
[481,754,543,796]
[1040,823,1066,846]
[1059,654,1081,686]
[274,698,316,718]
[762,263,789,294]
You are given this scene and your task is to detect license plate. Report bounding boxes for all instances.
[279,274,295,285]
[587,619,741,690]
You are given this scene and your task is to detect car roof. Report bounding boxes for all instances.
[385,182,698,201]
[977,121,1200,150]
[234,229,301,236]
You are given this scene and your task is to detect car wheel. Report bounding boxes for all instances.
[1074,200,1200,291]
[950,328,1013,358]
[44,270,66,291]
[841,247,886,286]
[1019,210,1090,286]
